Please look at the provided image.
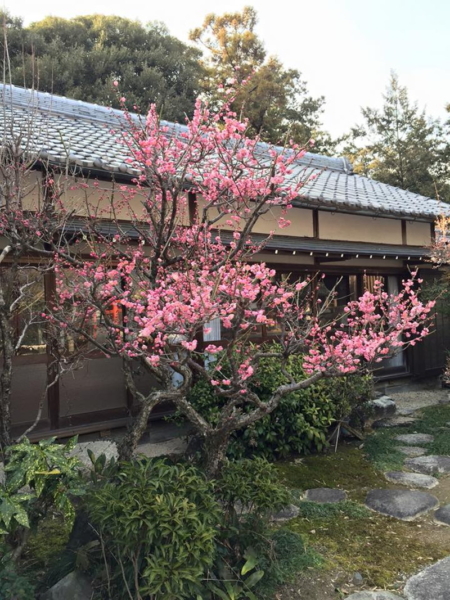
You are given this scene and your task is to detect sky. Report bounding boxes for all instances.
[5,0,450,137]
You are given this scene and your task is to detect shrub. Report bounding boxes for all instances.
[0,549,35,599]
[186,348,373,460]
[87,457,220,599]
[216,458,291,515]
[0,436,84,570]
[4,437,84,526]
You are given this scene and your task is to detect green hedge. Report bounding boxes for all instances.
[187,350,373,460]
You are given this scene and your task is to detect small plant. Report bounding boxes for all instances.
[216,458,291,516]
[87,457,220,599]
[0,550,35,600]
[206,547,265,600]
[5,436,84,525]
[0,436,84,567]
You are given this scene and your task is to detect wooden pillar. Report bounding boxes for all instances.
[401,220,407,245]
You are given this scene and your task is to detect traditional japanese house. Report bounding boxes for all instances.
[1,84,449,439]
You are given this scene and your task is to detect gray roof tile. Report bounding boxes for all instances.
[1,84,448,221]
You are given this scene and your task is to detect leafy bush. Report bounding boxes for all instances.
[255,529,322,597]
[216,458,291,515]
[4,436,84,526]
[186,348,373,460]
[87,457,220,599]
[0,552,35,600]
[0,435,84,571]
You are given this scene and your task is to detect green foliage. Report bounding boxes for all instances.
[5,436,84,525]
[364,429,407,471]
[206,547,265,600]
[0,550,35,599]
[254,529,322,597]
[189,7,335,151]
[344,73,450,200]
[216,458,291,515]
[1,11,204,123]
[87,457,220,599]
[187,349,373,461]
[0,488,31,534]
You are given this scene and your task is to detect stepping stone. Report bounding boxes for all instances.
[396,445,427,457]
[373,416,417,428]
[270,504,300,522]
[347,593,404,600]
[395,433,434,445]
[434,504,450,526]
[398,408,416,416]
[405,455,450,475]
[384,471,438,489]
[304,488,347,503]
[404,556,450,599]
[365,489,438,521]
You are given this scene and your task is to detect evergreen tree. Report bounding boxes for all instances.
[190,6,336,152]
[344,73,449,200]
[1,12,205,123]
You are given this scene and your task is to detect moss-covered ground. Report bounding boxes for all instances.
[275,404,450,594]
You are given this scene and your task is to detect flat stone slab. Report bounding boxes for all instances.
[405,455,450,475]
[346,592,404,600]
[397,408,417,416]
[373,416,417,428]
[365,489,439,521]
[270,504,300,522]
[71,441,118,468]
[404,556,450,599]
[304,488,347,503]
[434,504,450,526]
[137,437,187,458]
[396,446,427,457]
[395,433,434,445]
[41,571,93,600]
[384,471,438,489]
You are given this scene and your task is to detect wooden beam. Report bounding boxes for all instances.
[313,209,319,238]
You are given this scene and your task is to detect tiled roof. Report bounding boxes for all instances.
[1,84,449,221]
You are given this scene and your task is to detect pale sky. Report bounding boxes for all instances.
[5,0,450,137]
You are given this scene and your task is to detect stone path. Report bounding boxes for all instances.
[405,455,450,475]
[362,419,450,599]
[384,471,438,489]
[396,446,427,457]
[404,556,450,599]
[394,433,434,445]
[304,488,347,503]
[365,489,439,521]
[434,504,450,526]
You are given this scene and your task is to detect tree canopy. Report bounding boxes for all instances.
[1,12,205,122]
[344,73,450,201]
[189,6,336,152]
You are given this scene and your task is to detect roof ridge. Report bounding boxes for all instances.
[0,84,352,174]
